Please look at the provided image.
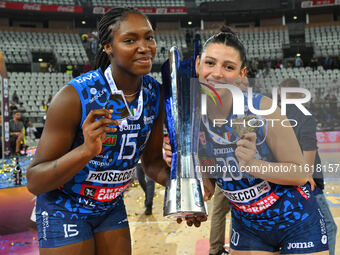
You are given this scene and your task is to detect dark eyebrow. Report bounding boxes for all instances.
[204,56,237,65]
[120,30,154,37]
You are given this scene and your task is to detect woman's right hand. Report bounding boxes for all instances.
[163,137,172,167]
[82,109,120,156]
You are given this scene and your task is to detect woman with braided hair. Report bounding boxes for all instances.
[27,7,170,254]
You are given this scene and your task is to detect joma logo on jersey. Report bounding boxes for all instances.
[287,242,314,250]
[103,135,117,146]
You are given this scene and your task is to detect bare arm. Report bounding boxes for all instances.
[141,88,170,186]
[303,150,316,168]
[26,85,118,195]
[236,96,308,186]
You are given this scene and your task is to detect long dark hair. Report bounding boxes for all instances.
[94,7,148,71]
[202,26,247,68]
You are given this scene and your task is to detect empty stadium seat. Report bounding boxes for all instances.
[0,30,88,65]
[305,24,340,58]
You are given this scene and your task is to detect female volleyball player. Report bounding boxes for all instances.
[27,7,170,255]
[164,27,329,255]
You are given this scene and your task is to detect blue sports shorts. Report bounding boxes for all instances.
[230,207,329,254]
[35,197,128,248]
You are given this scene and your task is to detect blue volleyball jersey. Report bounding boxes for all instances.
[37,66,160,214]
[199,90,313,231]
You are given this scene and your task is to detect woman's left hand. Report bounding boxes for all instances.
[235,132,257,167]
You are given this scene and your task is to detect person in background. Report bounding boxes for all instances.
[73,65,81,78]
[164,27,329,255]
[295,55,303,68]
[9,102,18,116]
[12,90,19,104]
[310,54,318,71]
[46,95,53,109]
[209,187,230,255]
[26,121,37,148]
[160,39,166,56]
[9,110,26,155]
[40,101,48,112]
[136,163,155,215]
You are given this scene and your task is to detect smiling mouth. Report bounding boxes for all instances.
[135,58,152,65]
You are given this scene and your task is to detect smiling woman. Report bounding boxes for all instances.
[26,7,170,255]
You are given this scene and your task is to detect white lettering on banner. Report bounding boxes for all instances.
[57,6,75,12]
[287,242,314,250]
[4,105,8,117]
[86,168,136,184]
[93,7,106,14]
[0,2,5,8]
[4,122,9,141]
[231,192,279,214]
[23,4,41,10]
[223,181,271,203]
[4,78,8,98]
[156,8,167,14]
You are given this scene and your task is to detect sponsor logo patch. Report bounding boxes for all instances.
[102,135,117,146]
[287,242,314,250]
[231,192,279,214]
[86,168,135,184]
[296,186,311,200]
[223,181,271,203]
[80,183,130,201]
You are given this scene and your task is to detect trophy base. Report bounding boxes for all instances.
[163,178,208,218]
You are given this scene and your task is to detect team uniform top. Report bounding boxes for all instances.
[37,65,160,214]
[199,90,314,231]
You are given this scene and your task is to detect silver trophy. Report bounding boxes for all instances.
[162,46,207,218]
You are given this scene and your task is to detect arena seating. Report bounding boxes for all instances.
[2,72,72,123]
[256,66,340,98]
[200,27,289,61]
[0,30,88,65]
[91,0,185,7]
[154,30,187,64]
[305,23,340,58]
